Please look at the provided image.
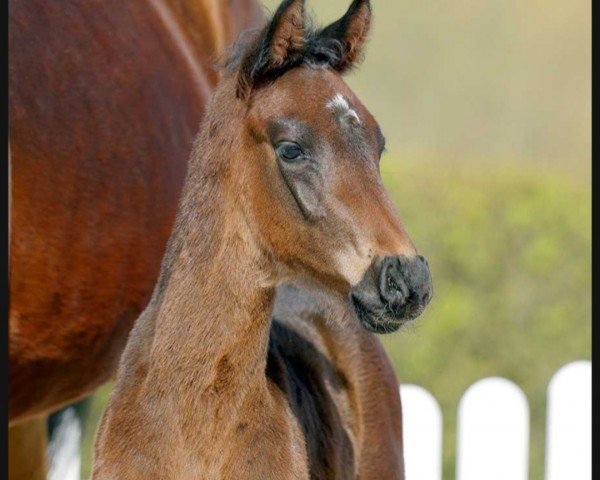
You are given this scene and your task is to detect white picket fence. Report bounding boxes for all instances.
[49,360,591,480]
[402,360,591,480]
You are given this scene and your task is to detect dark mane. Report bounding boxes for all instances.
[225,22,345,70]
[223,17,354,97]
[221,0,373,98]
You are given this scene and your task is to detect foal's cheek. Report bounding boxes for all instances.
[279,164,325,222]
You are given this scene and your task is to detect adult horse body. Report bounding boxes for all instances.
[9,0,262,423]
[9,0,261,477]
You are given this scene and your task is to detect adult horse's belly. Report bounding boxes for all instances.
[9,0,262,422]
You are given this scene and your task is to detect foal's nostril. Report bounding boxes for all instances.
[379,257,409,309]
[352,255,432,330]
[378,255,432,317]
[387,275,400,295]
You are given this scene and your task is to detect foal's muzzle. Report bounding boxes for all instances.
[350,255,432,333]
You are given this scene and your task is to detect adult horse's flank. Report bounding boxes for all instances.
[9,0,261,478]
[93,1,432,478]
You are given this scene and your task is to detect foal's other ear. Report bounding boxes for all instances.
[319,0,372,73]
[237,0,306,99]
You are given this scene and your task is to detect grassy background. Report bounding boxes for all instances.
[74,1,590,479]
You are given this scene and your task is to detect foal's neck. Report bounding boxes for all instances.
[141,113,275,428]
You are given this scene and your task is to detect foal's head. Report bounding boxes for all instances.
[206,0,432,332]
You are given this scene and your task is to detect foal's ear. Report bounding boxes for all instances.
[319,0,372,73]
[237,0,306,99]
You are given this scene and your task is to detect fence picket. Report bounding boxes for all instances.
[48,407,81,480]
[545,360,591,480]
[400,384,443,480]
[456,377,529,480]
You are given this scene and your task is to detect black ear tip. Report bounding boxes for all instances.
[269,0,306,33]
[351,0,370,8]
[277,0,305,13]
[347,0,371,17]
[354,0,371,14]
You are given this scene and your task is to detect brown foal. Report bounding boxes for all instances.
[93,1,432,478]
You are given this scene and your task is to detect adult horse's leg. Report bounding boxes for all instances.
[8,416,48,480]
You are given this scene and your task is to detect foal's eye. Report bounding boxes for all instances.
[276,142,304,162]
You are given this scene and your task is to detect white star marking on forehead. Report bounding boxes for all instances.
[327,94,361,124]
